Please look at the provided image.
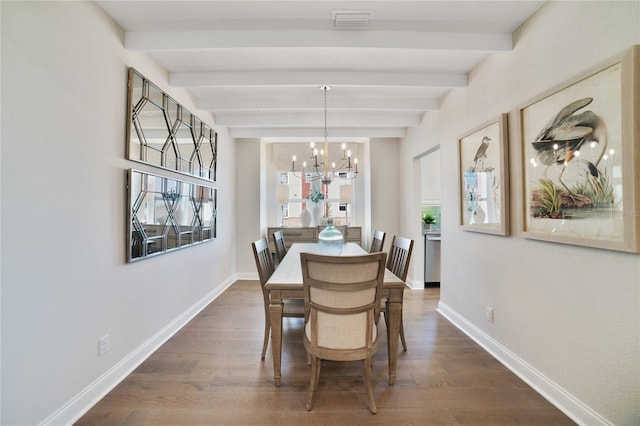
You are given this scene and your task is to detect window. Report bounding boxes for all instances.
[278,172,353,227]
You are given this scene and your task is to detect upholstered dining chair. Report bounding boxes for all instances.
[251,238,304,360]
[382,235,414,351]
[300,252,387,414]
[369,229,386,253]
[272,230,287,263]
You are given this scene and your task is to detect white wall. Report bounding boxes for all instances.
[0,3,4,421]
[369,138,402,254]
[420,148,440,205]
[235,138,262,278]
[1,2,236,424]
[401,2,639,424]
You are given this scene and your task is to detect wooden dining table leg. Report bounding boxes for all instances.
[386,287,404,385]
[268,290,284,387]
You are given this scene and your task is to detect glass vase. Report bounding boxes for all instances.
[318,218,343,255]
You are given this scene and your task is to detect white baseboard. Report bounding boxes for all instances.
[43,276,236,426]
[236,272,259,280]
[437,301,610,426]
[406,277,423,290]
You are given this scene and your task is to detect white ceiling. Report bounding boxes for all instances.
[96,0,545,140]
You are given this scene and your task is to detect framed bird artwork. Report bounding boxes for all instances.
[518,45,640,253]
[457,114,510,236]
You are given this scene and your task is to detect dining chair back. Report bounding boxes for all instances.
[369,229,386,253]
[300,252,387,414]
[387,235,414,281]
[252,238,304,360]
[272,230,287,263]
[383,235,414,351]
[252,238,275,285]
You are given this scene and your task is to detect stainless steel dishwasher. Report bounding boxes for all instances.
[424,232,441,287]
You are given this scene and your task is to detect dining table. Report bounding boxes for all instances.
[265,242,406,387]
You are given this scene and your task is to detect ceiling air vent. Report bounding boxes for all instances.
[332,10,373,30]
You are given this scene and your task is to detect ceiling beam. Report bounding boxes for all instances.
[214,111,421,127]
[125,30,512,52]
[197,96,439,111]
[229,126,407,139]
[171,70,466,88]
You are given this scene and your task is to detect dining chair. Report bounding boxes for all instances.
[369,229,386,253]
[300,252,387,414]
[272,230,287,263]
[382,235,414,351]
[251,238,304,360]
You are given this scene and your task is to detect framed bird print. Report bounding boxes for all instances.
[518,45,640,253]
[458,114,510,236]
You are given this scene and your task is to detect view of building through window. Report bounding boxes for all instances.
[278,172,351,226]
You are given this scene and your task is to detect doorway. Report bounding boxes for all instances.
[417,146,441,287]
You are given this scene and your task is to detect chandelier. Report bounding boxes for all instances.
[290,85,359,185]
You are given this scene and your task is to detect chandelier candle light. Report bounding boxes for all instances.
[290,86,359,185]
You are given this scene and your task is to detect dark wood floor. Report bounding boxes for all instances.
[76,281,575,425]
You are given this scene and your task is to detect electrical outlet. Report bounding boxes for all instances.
[486,307,494,323]
[99,335,110,356]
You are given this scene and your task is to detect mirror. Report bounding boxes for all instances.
[127,68,217,181]
[127,169,217,262]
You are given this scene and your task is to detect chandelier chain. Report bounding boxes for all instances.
[324,86,328,140]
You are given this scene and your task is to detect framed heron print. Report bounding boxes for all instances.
[518,45,640,253]
[458,114,510,235]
